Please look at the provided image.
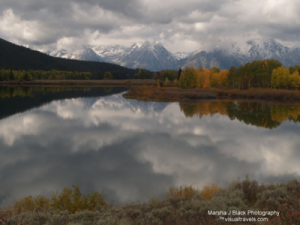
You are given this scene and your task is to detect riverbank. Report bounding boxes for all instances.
[123,86,300,102]
[0,79,156,87]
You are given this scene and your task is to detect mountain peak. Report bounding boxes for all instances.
[131,41,163,49]
[41,38,300,72]
[247,38,282,47]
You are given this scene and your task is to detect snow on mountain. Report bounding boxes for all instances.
[90,92,169,115]
[90,45,129,64]
[178,49,241,70]
[44,39,300,71]
[50,46,104,62]
[117,41,178,71]
[174,52,192,60]
[48,41,177,71]
[246,39,289,60]
[180,39,300,70]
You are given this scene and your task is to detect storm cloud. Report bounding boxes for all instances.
[0,0,299,52]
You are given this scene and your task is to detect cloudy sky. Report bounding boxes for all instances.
[0,0,299,53]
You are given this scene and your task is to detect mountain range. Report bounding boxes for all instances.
[0,37,138,78]
[46,39,300,71]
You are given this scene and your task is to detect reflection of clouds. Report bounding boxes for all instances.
[0,114,49,146]
[0,94,300,207]
[55,99,85,119]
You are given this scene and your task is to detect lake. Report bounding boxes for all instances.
[0,86,300,207]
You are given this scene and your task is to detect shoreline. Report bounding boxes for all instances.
[2,81,300,104]
[1,178,299,225]
[0,79,156,87]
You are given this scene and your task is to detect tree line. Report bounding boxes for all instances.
[2,59,300,87]
[153,59,300,90]
[0,69,119,81]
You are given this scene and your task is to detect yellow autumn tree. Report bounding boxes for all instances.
[203,69,211,88]
[179,67,197,89]
[173,78,178,86]
[200,183,222,200]
[10,185,107,215]
[218,70,229,87]
[196,69,205,88]
[272,66,290,89]
[210,68,218,87]
[289,70,300,89]
[164,77,170,86]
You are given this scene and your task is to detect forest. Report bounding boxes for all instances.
[151,59,300,90]
[176,59,300,90]
[2,58,300,88]
[0,69,94,81]
[0,69,155,81]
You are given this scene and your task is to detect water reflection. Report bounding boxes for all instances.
[180,102,300,129]
[0,87,300,208]
[0,86,128,120]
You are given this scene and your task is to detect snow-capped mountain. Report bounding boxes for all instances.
[179,39,300,70]
[178,49,242,70]
[246,39,289,60]
[242,39,300,67]
[174,52,192,60]
[85,92,169,115]
[46,39,300,71]
[117,41,178,71]
[51,46,104,62]
[49,41,178,71]
[90,45,129,64]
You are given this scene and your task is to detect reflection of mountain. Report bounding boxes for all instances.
[179,102,300,129]
[0,87,128,120]
[90,93,169,114]
[0,87,170,121]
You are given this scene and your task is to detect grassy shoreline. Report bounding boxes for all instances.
[0,79,156,87]
[0,178,299,225]
[123,86,300,103]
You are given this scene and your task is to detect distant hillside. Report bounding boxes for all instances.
[0,38,138,78]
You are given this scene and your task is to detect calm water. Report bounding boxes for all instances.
[0,87,300,207]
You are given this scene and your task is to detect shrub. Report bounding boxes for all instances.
[165,185,198,201]
[164,78,169,86]
[103,72,113,80]
[2,178,300,225]
[200,184,222,200]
